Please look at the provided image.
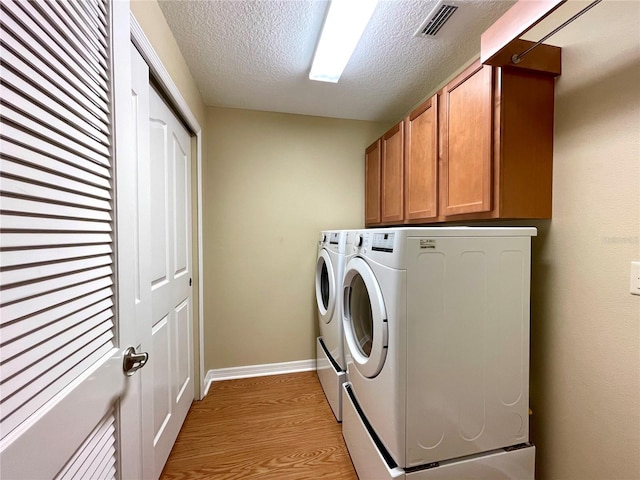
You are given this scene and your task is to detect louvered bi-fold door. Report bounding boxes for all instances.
[0,0,133,478]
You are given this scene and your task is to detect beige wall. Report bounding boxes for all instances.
[129,0,207,396]
[204,107,385,368]
[528,1,640,479]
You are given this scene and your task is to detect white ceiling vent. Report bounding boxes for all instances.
[414,1,459,37]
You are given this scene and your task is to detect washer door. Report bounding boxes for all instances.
[342,257,388,378]
[315,249,336,324]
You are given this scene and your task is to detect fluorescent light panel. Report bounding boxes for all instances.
[309,0,379,83]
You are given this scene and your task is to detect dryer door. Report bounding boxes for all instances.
[315,249,336,324]
[343,257,388,378]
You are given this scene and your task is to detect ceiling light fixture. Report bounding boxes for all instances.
[309,0,379,83]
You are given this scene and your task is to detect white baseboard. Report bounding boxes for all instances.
[203,359,316,397]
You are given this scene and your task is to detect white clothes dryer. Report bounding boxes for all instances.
[341,227,537,479]
[315,230,352,421]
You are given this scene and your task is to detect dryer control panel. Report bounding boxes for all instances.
[372,232,395,253]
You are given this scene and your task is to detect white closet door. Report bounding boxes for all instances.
[0,0,138,478]
[148,84,194,478]
[117,43,155,480]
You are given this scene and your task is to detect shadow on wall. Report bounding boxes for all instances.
[527,220,552,479]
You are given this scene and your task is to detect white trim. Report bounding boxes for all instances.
[130,16,200,132]
[203,360,316,397]
[196,135,204,402]
[129,14,206,401]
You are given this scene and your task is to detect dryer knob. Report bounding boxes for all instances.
[355,235,364,247]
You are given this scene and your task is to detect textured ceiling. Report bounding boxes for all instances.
[157,0,515,123]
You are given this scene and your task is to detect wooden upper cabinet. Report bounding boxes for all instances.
[380,122,404,224]
[364,140,381,226]
[405,94,438,222]
[440,61,493,217]
[362,59,554,226]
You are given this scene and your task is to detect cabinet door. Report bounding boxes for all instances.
[365,140,381,226]
[405,94,438,222]
[441,62,493,216]
[381,122,404,224]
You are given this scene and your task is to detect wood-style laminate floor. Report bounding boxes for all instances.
[160,371,359,479]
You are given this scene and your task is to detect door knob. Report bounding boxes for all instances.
[123,346,149,376]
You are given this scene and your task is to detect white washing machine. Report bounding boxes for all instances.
[315,230,352,421]
[341,227,537,479]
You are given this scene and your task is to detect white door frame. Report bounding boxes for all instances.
[130,14,206,400]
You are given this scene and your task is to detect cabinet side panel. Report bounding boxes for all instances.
[499,69,554,218]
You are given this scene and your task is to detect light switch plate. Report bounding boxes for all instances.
[631,261,640,296]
